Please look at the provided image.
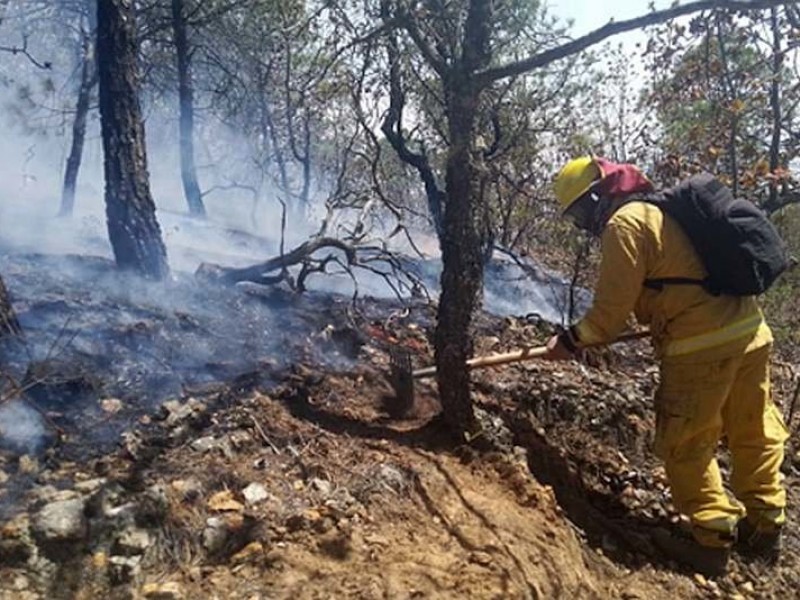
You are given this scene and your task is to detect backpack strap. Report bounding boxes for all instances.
[643,276,717,294]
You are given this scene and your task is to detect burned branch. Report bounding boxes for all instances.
[195,235,428,304]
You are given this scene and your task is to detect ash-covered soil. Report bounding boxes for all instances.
[0,252,798,599]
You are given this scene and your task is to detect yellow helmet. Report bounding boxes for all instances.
[553,156,601,211]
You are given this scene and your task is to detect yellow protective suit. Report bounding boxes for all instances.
[573,201,788,547]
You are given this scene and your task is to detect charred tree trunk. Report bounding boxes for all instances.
[97,0,169,280]
[434,77,484,436]
[171,0,206,218]
[59,27,97,218]
[0,275,21,338]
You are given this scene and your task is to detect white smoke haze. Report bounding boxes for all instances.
[0,3,580,318]
[0,400,48,455]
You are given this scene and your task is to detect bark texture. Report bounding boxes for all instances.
[97,0,169,280]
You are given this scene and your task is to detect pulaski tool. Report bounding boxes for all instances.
[389,329,649,409]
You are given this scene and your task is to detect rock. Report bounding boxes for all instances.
[207,490,244,512]
[242,483,269,506]
[170,478,204,503]
[740,582,755,594]
[231,541,264,565]
[469,551,493,566]
[108,555,141,584]
[142,581,185,600]
[160,398,207,427]
[310,478,333,497]
[100,398,124,414]
[74,478,107,494]
[190,436,217,453]
[31,497,87,544]
[375,464,407,493]
[113,527,151,556]
[693,573,707,587]
[0,514,34,566]
[0,469,8,485]
[137,485,170,524]
[203,517,230,555]
[18,455,39,474]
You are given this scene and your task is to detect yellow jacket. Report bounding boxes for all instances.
[574,201,772,357]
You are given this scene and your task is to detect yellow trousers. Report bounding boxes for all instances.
[654,343,789,547]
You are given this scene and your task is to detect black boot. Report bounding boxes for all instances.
[736,518,782,564]
[652,527,731,577]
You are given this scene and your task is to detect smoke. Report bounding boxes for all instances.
[0,400,48,454]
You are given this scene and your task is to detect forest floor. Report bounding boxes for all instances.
[0,253,799,599]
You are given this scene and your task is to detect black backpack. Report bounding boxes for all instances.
[641,173,789,296]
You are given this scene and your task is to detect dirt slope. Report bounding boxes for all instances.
[0,256,797,599]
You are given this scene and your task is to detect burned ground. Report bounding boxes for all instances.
[0,252,798,599]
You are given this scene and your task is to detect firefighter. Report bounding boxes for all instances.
[545,156,788,576]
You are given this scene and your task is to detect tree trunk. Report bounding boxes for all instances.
[59,28,96,218]
[0,275,21,338]
[768,7,782,208]
[171,0,206,218]
[433,77,484,437]
[97,0,169,280]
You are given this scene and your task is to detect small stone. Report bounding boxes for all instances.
[10,574,30,591]
[18,455,39,474]
[171,478,203,502]
[207,490,244,512]
[203,517,229,554]
[740,582,755,594]
[693,573,707,586]
[74,478,107,494]
[190,436,217,453]
[231,541,264,564]
[113,527,151,556]
[137,485,170,523]
[100,398,124,414]
[242,483,269,506]
[0,469,8,485]
[31,497,87,543]
[0,514,34,565]
[310,478,333,496]
[142,581,185,600]
[108,555,141,584]
[469,551,493,566]
[93,551,108,569]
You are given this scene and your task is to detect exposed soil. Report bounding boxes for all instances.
[0,253,798,599]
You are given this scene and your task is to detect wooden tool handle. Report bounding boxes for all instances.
[411,329,648,379]
[412,346,548,378]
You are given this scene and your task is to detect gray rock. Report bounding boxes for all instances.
[202,517,228,554]
[242,483,269,506]
[74,478,107,494]
[310,478,333,497]
[113,527,151,557]
[108,555,141,584]
[31,497,87,543]
[190,436,217,453]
